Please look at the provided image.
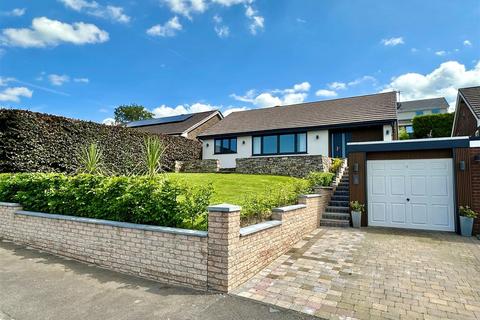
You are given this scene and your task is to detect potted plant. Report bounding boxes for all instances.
[350,201,365,228]
[459,206,478,237]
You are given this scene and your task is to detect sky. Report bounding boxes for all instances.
[0,0,479,124]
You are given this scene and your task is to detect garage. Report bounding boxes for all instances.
[367,159,455,231]
[347,137,473,233]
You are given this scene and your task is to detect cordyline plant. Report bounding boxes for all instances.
[77,142,107,175]
[143,136,166,178]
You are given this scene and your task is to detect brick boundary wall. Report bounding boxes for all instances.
[0,202,209,290]
[0,192,328,292]
[207,193,328,291]
[471,147,480,235]
[174,159,220,173]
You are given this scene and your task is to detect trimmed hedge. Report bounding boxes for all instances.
[0,109,202,174]
[0,173,213,230]
[412,113,454,138]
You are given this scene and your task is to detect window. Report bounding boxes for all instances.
[214,137,237,154]
[432,108,441,114]
[405,125,414,134]
[415,111,424,116]
[252,132,307,155]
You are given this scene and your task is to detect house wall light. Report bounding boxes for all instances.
[474,154,480,163]
[353,162,359,172]
[385,129,390,136]
[242,140,246,145]
[459,160,466,171]
[316,135,319,140]
[206,143,209,147]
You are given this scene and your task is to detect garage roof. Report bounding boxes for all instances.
[348,136,470,153]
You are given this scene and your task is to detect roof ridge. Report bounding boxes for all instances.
[226,91,397,116]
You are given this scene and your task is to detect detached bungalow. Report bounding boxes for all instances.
[198,92,398,168]
[452,86,480,137]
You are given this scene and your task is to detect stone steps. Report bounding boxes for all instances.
[320,165,351,228]
[320,218,350,228]
[323,212,350,220]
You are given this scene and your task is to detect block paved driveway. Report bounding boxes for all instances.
[233,228,480,320]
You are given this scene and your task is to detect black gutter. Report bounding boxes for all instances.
[197,119,396,139]
[347,138,470,153]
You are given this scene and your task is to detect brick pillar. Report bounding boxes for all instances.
[206,203,241,292]
[298,194,322,227]
[0,202,22,239]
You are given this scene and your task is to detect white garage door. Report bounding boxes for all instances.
[367,159,455,231]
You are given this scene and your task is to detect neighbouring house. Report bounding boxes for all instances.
[451,86,480,137]
[126,110,223,140]
[198,92,398,169]
[397,97,449,137]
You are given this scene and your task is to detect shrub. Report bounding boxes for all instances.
[459,206,478,219]
[77,142,107,175]
[399,127,410,140]
[306,172,335,188]
[240,179,311,226]
[0,109,201,174]
[329,158,343,174]
[143,136,166,177]
[350,201,365,213]
[0,173,212,230]
[412,113,454,138]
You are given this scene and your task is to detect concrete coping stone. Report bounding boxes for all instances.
[271,204,307,213]
[298,194,321,198]
[15,210,208,238]
[207,203,242,212]
[0,202,22,207]
[317,186,334,190]
[240,220,282,237]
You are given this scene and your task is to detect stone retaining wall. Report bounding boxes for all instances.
[0,192,328,292]
[236,155,330,177]
[175,159,219,173]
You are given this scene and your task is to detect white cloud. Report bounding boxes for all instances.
[315,89,337,97]
[382,60,480,106]
[463,40,472,47]
[73,77,89,83]
[296,18,306,23]
[147,16,183,37]
[348,75,377,87]
[59,0,130,23]
[328,82,346,90]
[223,106,248,116]
[381,37,404,46]
[1,17,109,48]
[435,50,447,56]
[161,0,207,18]
[102,117,116,125]
[0,76,15,86]
[245,5,264,35]
[3,8,26,17]
[212,0,249,5]
[151,102,217,117]
[48,74,70,86]
[0,87,33,102]
[213,15,230,38]
[231,82,311,108]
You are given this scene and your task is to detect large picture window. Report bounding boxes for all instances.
[252,132,307,155]
[214,137,237,154]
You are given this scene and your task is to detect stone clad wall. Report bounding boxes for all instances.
[236,155,330,177]
[175,159,220,173]
[0,203,208,290]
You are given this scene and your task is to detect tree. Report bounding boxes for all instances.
[114,104,154,124]
[399,127,410,140]
[412,113,454,139]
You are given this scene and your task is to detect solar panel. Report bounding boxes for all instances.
[127,114,192,127]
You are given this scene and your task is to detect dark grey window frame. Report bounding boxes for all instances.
[252,132,307,156]
[214,137,237,154]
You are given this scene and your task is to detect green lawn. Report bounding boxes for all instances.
[167,173,303,205]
